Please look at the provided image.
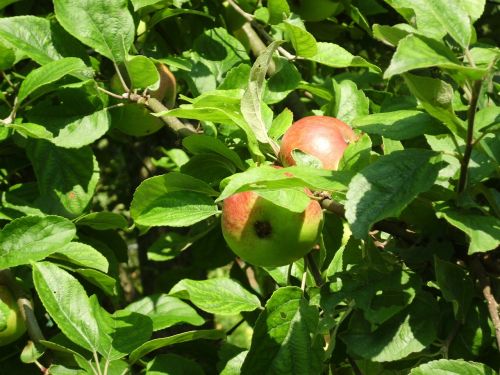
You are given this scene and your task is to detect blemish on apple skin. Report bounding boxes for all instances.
[253,220,272,238]
[68,191,76,199]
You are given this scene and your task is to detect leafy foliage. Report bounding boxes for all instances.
[0,0,498,374]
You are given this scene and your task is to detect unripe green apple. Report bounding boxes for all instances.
[279,116,357,170]
[0,285,26,347]
[221,191,323,267]
[110,103,164,137]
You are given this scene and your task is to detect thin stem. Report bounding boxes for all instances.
[93,351,103,375]
[441,320,461,358]
[87,359,100,375]
[457,79,482,193]
[301,255,308,291]
[325,301,354,358]
[470,257,500,353]
[97,86,125,100]
[103,359,110,375]
[306,252,323,286]
[113,62,129,93]
[226,318,245,336]
[347,356,364,375]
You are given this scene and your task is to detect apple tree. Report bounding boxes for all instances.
[0,0,499,374]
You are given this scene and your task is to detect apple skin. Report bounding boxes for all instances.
[221,191,323,267]
[0,285,26,347]
[279,116,357,170]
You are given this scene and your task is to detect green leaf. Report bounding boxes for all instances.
[264,57,302,104]
[257,188,312,213]
[241,41,282,152]
[27,141,100,218]
[125,55,160,90]
[147,354,204,375]
[7,123,54,140]
[132,191,217,227]
[129,329,225,364]
[183,135,246,170]
[51,242,109,273]
[0,16,87,67]
[0,0,20,10]
[218,165,350,202]
[92,300,152,361]
[130,173,218,227]
[409,359,495,375]
[268,108,293,140]
[383,0,472,48]
[352,110,446,140]
[342,292,438,362]
[434,257,474,322]
[30,108,111,149]
[0,215,76,269]
[346,149,444,238]
[384,34,486,79]
[307,42,380,72]
[74,269,117,297]
[125,294,205,331]
[74,212,128,230]
[0,40,15,70]
[170,278,261,315]
[268,0,290,24]
[283,20,318,58]
[241,287,323,375]
[183,28,249,95]
[149,8,215,28]
[328,79,369,124]
[33,262,101,353]
[404,73,465,135]
[54,0,134,62]
[18,58,92,104]
[436,208,500,254]
[372,23,413,47]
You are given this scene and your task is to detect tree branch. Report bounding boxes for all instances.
[127,93,199,137]
[226,0,296,60]
[457,79,482,193]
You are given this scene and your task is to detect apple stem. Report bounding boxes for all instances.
[306,253,323,286]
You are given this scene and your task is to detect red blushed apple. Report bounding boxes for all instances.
[221,191,323,267]
[279,116,357,170]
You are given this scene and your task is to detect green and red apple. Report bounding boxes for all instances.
[221,190,323,267]
[279,115,357,170]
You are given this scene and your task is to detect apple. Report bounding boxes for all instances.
[221,190,323,267]
[0,285,26,347]
[110,103,164,137]
[279,116,357,170]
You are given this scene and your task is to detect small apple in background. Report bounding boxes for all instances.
[279,116,357,170]
[0,284,26,347]
[221,190,323,267]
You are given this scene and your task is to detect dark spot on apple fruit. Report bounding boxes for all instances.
[254,220,272,238]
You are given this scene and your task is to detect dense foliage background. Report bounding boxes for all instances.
[0,0,499,374]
